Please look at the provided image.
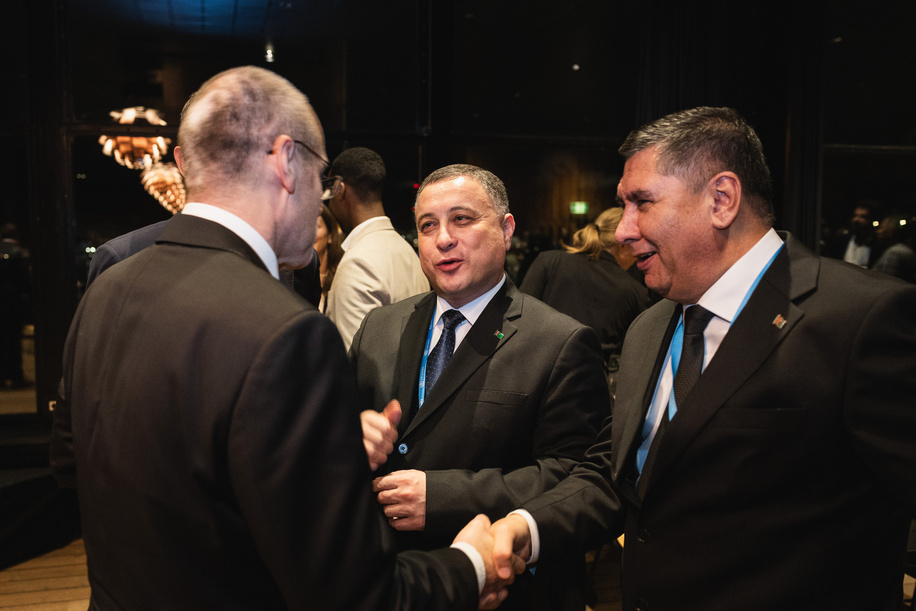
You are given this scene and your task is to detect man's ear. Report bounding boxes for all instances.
[709,172,741,230]
[173,146,184,175]
[269,135,297,194]
[502,213,516,250]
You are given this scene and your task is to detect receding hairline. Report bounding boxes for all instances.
[182,67,322,150]
[415,164,510,218]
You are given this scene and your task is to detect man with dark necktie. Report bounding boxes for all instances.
[349,164,611,610]
[488,106,916,611]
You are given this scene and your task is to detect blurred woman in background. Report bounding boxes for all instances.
[520,207,651,393]
[314,204,344,313]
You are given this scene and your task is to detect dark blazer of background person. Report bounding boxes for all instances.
[86,217,321,305]
[520,248,649,371]
[86,220,168,286]
[52,213,479,610]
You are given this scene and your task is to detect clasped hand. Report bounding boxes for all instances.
[453,514,529,610]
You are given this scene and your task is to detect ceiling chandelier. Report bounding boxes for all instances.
[140,162,186,214]
[98,107,170,170]
[98,106,185,212]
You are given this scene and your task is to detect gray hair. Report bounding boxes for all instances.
[178,66,321,195]
[416,164,510,218]
[619,107,775,226]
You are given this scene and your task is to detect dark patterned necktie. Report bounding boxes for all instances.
[637,304,714,496]
[424,309,465,394]
[672,305,715,408]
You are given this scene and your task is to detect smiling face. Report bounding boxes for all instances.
[415,176,515,308]
[615,147,717,304]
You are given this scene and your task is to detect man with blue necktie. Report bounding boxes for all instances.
[350,164,611,610]
[487,106,916,611]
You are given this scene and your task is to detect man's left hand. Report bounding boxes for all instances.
[372,469,426,531]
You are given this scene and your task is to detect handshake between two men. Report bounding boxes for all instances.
[361,400,535,610]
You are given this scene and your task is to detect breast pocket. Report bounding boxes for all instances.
[463,388,529,431]
[713,407,807,431]
[462,388,532,465]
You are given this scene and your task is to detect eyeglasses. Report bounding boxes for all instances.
[320,175,342,201]
[267,139,342,200]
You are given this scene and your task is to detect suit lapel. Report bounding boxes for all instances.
[645,238,819,491]
[396,294,437,435]
[612,301,679,483]
[404,281,519,435]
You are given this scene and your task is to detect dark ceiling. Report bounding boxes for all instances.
[69,0,340,40]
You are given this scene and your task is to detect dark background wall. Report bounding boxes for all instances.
[0,0,914,416]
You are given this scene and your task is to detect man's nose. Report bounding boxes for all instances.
[615,207,639,243]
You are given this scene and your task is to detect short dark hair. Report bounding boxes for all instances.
[619,107,775,226]
[416,164,510,218]
[329,147,385,202]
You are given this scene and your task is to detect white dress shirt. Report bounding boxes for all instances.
[517,228,785,564]
[181,203,279,279]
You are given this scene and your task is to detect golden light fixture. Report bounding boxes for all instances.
[140,162,186,213]
[98,107,171,170]
[98,106,185,213]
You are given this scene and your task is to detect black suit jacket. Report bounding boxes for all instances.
[51,214,478,610]
[85,217,321,305]
[86,220,169,286]
[523,233,916,610]
[520,249,650,366]
[350,280,610,610]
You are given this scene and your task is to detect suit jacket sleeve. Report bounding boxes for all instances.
[521,415,626,560]
[424,324,610,541]
[226,312,478,610]
[844,282,916,511]
[86,241,125,287]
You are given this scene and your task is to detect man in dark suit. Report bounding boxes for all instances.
[86,220,168,286]
[489,107,916,610]
[50,66,516,610]
[350,164,610,610]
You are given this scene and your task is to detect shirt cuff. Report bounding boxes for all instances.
[508,509,540,564]
[450,541,486,593]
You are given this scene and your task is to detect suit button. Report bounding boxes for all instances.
[636,529,650,543]
[398,443,408,455]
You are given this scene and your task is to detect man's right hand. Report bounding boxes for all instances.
[453,514,525,610]
[360,400,401,471]
[486,513,532,605]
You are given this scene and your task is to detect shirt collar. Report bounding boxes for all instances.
[434,274,507,327]
[181,202,279,279]
[697,228,784,323]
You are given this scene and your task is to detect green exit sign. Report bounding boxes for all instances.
[569,201,589,215]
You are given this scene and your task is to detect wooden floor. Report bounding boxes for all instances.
[0,538,909,610]
[0,540,89,610]
[0,539,621,611]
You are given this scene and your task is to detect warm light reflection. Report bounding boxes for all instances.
[140,162,186,214]
[98,107,171,170]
